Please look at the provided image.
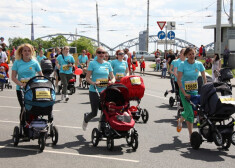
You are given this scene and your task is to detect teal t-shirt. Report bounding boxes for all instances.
[36,55,47,63]
[78,55,88,68]
[172,58,184,82]
[111,59,128,78]
[88,60,113,92]
[56,54,75,74]
[12,59,41,90]
[93,56,97,61]
[178,60,205,94]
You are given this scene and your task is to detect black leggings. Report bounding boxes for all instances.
[16,90,24,124]
[170,77,175,93]
[84,91,100,123]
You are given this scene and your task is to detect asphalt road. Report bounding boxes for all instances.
[0,72,235,168]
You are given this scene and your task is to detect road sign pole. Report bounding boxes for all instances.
[165,25,167,51]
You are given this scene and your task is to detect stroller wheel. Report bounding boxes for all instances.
[91,128,100,147]
[69,88,73,95]
[141,108,149,123]
[169,96,175,107]
[231,131,235,146]
[39,133,46,152]
[13,126,20,147]
[131,132,138,150]
[51,126,58,145]
[106,137,114,151]
[126,130,133,146]
[82,80,86,88]
[222,137,231,149]
[190,132,202,150]
[72,87,76,93]
[213,132,223,146]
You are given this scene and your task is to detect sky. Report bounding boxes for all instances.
[0,0,234,52]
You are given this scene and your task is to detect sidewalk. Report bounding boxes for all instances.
[136,61,235,87]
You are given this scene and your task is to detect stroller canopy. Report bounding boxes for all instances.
[0,63,9,78]
[100,84,129,106]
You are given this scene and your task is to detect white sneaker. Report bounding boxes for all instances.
[61,94,64,101]
[82,120,88,131]
[65,95,69,102]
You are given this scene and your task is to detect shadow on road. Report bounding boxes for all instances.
[150,136,235,162]
[156,104,177,111]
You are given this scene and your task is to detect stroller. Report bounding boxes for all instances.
[120,75,149,123]
[58,68,76,95]
[12,76,58,152]
[218,68,233,90]
[0,63,12,90]
[189,82,235,150]
[41,58,54,78]
[80,64,89,89]
[91,84,138,151]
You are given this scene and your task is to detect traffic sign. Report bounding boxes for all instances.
[157,31,166,39]
[157,40,175,45]
[157,21,166,30]
[167,21,176,30]
[167,31,175,39]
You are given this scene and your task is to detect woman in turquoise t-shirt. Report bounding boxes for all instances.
[111,49,129,83]
[36,49,47,63]
[76,50,90,87]
[11,43,43,126]
[82,47,115,131]
[56,46,75,102]
[176,47,207,139]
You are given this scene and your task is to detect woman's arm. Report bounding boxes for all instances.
[173,67,178,78]
[201,71,207,84]
[86,71,96,85]
[169,64,174,75]
[125,67,129,76]
[109,71,115,84]
[55,59,60,69]
[11,70,26,87]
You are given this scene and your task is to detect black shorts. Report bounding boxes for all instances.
[80,74,86,78]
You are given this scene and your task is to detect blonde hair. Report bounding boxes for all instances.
[96,46,106,54]
[15,43,35,60]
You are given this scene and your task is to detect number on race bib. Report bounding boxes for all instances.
[130,77,141,85]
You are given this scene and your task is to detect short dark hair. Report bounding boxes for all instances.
[184,47,194,56]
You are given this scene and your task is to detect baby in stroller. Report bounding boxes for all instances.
[120,75,149,123]
[80,63,89,89]
[91,84,138,151]
[0,63,12,90]
[12,76,58,152]
[189,82,235,150]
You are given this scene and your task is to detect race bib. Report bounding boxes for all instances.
[35,88,51,99]
[185,80,198,91]
[116,73,124,80]
[62,65,70,71]
[130,77,141,85]
[20,78,30,83]
[96,78,108,87]
[219,95,235,105]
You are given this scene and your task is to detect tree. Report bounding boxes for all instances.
[8,37,33,49]
[50,35,68,48]
[70,37,95,54]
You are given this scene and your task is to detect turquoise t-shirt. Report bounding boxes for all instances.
[78,55,88,68]
[12,59,41,90]
[172,58,184,82]
[111,59,128,78]
[88,60,113,92]
[178,60,205,94]
[36,55,47,63]
[56,54,75,74]
[93,56,97,61]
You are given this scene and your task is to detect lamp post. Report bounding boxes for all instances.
[31,0,34,41]
[96,2,100,47]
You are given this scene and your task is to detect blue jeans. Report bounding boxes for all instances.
[162,68,167,78]
[156,63,161,71]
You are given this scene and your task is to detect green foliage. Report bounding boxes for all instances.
[50,35,68,48]
[70,37,95,55]
[8,37,33,49]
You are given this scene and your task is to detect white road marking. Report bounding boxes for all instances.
[0,120,81,129]
[145,93,168,100]
[0,145,139,163]
[0,106,60,111]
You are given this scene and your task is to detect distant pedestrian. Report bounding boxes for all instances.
[161,59,167,78]
[212,53,221,82]
[199,45,203,58]
[155,56,161,71]
[50,48,56,69]
[223,46,230,67]
[139,56,145,76]
[154,49,161,58]
[202,45,206,57]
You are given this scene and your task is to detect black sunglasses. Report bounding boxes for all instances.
[97,51,106,54]
[118,53,124,55]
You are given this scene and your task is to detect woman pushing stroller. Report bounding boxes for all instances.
[82,47,115,131]
[176,47,207,139]
[77,49,90,87]
[11,44,43,129]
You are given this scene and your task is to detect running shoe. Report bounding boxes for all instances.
[177,119,182,132]
[82,113,88,131]
[164,90,168,97]
[65,95,69,102]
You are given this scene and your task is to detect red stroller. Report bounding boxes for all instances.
[120,75,149,123]
[91,84,138,151]
[0,63,12,90]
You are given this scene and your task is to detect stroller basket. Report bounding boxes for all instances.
[219,68,233,81]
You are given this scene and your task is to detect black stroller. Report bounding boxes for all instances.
[218,68,233,90]
[41,58,55,84]
[12,76,58,152]
[189,82,235,150]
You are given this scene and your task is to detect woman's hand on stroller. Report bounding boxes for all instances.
[184,93,191,100]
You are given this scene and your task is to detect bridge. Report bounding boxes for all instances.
[37,33,214,53]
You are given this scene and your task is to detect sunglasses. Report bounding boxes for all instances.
[97,51,106,54]
[118,53,124,55]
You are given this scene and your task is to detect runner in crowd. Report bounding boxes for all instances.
[211,53,221,82]
[86,49,91,60]
[77,49,89,87]
[54,47,62,92]
[167,49,176,72]
[111,49,129,83]
[164,48,186,97]
[176,47,207,139]
[82,47,115,131]
[50,48,56,69]
[10,46,16,63]
[56,46,75,102]
[0,46,8,64]
[104,52,112,63]
[11,43,43,127]
[36,49,47,63]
